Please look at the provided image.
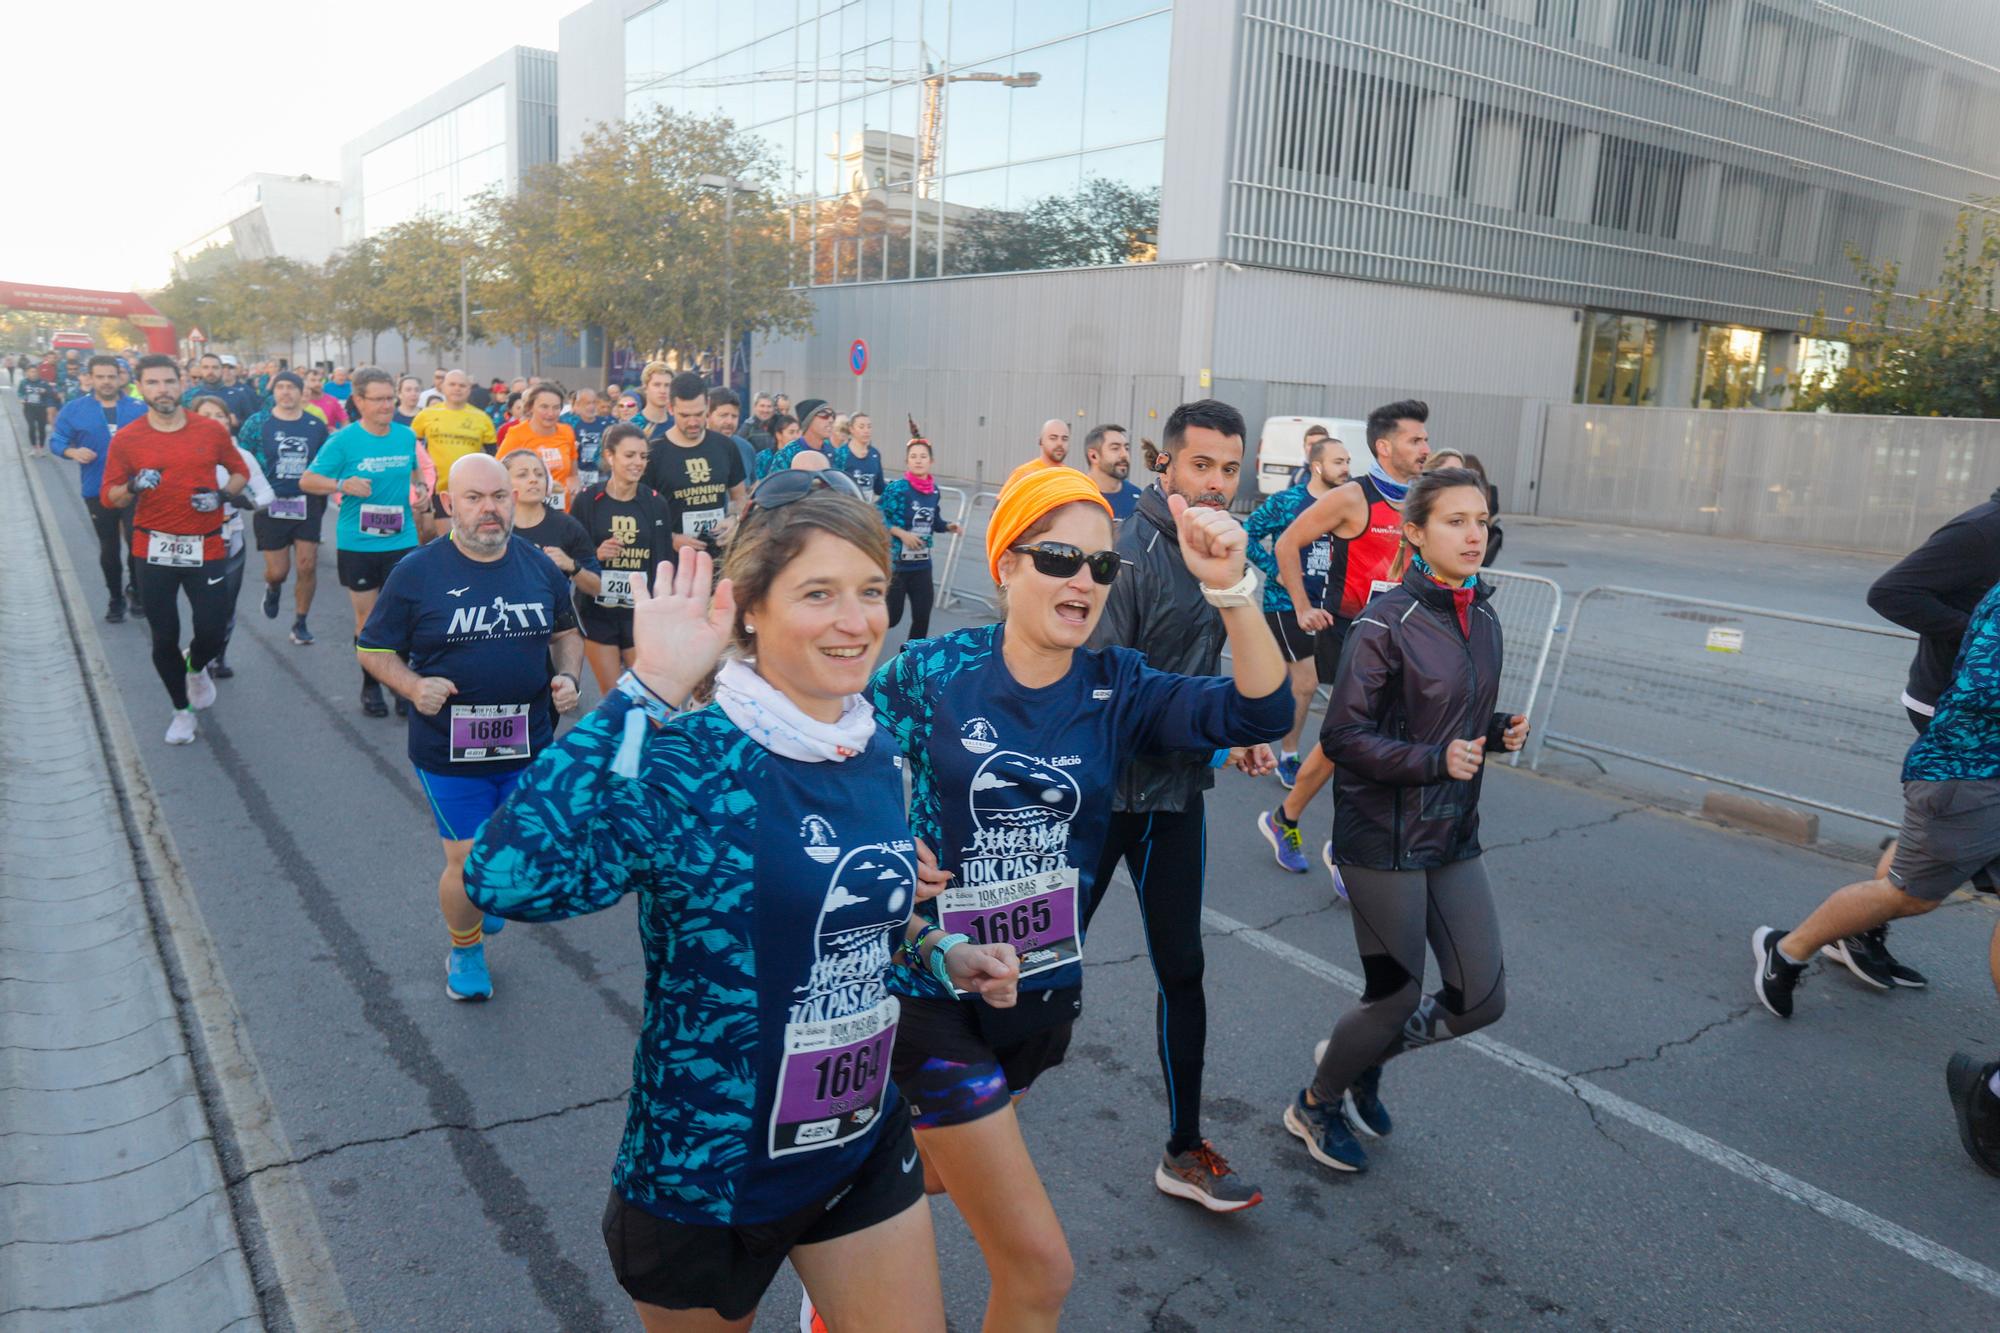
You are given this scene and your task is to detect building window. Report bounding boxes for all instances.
[1275,58,1417,191]
[1591,136,1688,238]
[360,85,508,236]
[1574,311,1661,406]
[1694,324,1768,408]
[1451,103,1567,216]
[1615,0,1709,75]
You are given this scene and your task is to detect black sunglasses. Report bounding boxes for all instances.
[1009,542,1125,586]
[750,468,863,512]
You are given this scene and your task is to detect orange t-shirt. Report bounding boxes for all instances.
[497,422,579,507]
[1006,457,1055,490]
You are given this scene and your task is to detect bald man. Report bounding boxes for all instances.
[356,449,585,1003]
[789,448,832,472]
[1007,418,1072,488]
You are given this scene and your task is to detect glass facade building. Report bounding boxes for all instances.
[622,0,1172,284]
[359,88,510,237]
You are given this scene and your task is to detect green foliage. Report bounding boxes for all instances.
[948,177,1161,276]
[1794,199,2000,418]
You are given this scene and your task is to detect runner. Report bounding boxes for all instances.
[568,425,672,691]
[610,392,641,427]
[301,367,349,428]
[393,375,423,427]
[1256,400,1431,887]
[464,488,1017,1329]
[743,391,777,452]
[50,354,147,622]
[642,371,748,556]
[1288,466,1525,1175]
[636,360,674,442]
[100,356,250,745]
[188,395,275,678]
[760,398,835,478]
[325,366,353,405]
[239,371,332,645]
[179,352,226,408]
[704,385,757,486]
[496,384,580,509]
[1079,399,1277,1211]
[17,365,58,454]
[411,370,499,531]
[1246,428,1353,797]
[1005,419,1071,488]
[832,410,885,502]
[562,386,616,488]
[502,449,602,607]
[1083,423,1138,525]
[355,453,581,999]
[871,463,1290,1327]
[299,367,420,718]
[877,434,961,647]
[218,358,261,426]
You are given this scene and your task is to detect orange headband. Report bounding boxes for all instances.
[986,466,1116,582]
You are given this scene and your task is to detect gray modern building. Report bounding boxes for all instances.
[175,174,344,277]
[554,0,2000,497]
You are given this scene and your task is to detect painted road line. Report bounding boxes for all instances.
[1201,906,2000,1304]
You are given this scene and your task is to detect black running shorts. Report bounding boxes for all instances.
[335,546,411,592]
[890,992,1075,1130]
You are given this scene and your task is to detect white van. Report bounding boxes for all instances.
[1255,416,1366,496]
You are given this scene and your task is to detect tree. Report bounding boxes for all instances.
[326,238,396,367]
[374,214,479,365]
[946,177,1161,277]
[472,175,564,377]
[1794,198,2000,418]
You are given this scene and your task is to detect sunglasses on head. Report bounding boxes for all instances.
[1008,542,1125,586]
[750,468,863,512]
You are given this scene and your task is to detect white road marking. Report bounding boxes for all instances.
[1202,906,2000,1303]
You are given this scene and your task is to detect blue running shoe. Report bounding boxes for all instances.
[446,944,493,1002]
[290,617,315,646]
[482,912,507,937]
[1284,1088,1367,1173]
[262,583,281,620]
[1345,1064,1393,1138]
[1323,841,1347,900]
[1276,753,1301,789]
[1258,810,1308,874]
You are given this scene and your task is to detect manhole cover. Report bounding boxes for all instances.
[1661,609,1739,625]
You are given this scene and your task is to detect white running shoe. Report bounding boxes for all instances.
[186,665,218,710]
[165,710,198,745]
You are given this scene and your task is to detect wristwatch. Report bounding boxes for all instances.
[1199,568,1259,609]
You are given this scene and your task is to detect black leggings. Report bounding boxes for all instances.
[1086,797,1210,1156]
[134,559,231,709]
[1310,857,1506,1104]
[25,410,48,449]
[888,564,934,641]
[219,542,246,650]
[84,497,135,601]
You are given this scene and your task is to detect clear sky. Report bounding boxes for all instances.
[0,0,564,294]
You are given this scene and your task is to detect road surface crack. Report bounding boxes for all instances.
[1480,806,1640,852]
[1148,1262,1216,1330]
[1570,1005,1758,1079]
[227,1088,629,1186]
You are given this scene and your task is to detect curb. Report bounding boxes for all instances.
[17,409,357,1333]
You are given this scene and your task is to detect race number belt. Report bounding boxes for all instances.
[681,506,724,538]
[359,503,405,536]
[267,496,308,520]
[447,704,531,763]
[767,996,898,1158]
[144,531,203,567]
[936,867,1081,981]
[596,569,635,608]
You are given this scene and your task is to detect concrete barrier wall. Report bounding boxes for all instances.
[1536,404,2000,554]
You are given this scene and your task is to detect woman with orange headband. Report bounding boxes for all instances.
[866,462,1291,1329]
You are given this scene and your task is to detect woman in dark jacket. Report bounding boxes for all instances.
[1283,467,1529,1176]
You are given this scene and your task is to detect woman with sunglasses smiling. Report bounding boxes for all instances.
[867,465,1291,1330]
[466,476,1020,1330]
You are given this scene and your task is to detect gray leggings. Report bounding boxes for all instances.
[1310,857,1506,1104]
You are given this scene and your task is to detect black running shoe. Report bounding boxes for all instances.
[1344,1064,1393,1139]
[394,696,409,718]
[1861,924,1926,988]
[208,653,235,681]
[1820,933,1894,991]
[262,583,282,619]
[361,680,389,718]
[1945,1052,2000,1177]
[105,598,125,624]
[1752,926,1806,1019]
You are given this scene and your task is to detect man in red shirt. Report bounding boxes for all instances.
[102,354,251,746]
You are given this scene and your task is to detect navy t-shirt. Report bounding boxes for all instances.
[1101,482,1140,524]
[833,445,887,502]
[357,535,578,775]
[878,478,941,569]
[239,410,330,500]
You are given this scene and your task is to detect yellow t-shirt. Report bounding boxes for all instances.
[411,404,497,478]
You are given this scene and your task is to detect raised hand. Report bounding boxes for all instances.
[630,552,737,706]
[1168,492,1248,590]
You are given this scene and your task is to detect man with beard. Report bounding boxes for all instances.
[358,453,584,1003]
[1084,423,1138,526]
[1083,398,1275,1214]
[1006,418,1071,488]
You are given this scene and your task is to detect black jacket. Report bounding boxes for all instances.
[1867,487,2000,712]
[1321,568,1509,871]
[1088,484,1233,813]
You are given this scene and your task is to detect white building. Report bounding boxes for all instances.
[174,173,343,276]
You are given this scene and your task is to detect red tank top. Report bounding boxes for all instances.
[1337,474,1404,618]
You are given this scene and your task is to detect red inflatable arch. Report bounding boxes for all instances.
[0,281,178,355]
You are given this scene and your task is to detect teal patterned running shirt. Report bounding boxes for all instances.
[1905,579,2000,782]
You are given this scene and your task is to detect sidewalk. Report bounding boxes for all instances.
[0,410,261,1329]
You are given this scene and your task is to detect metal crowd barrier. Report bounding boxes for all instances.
[936,488,998,614]
[1528,585,1917,827]
[1477,569,1563,767]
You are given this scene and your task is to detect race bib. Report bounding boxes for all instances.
[596,568,635,608]
[145,531,202,567]
[936,867,1081,980]
[448,704,531,763]
[267,496,308,520]
[1367,578,1398,603]
[768,997,898,1158]
[575,468,601,488]
[359,503,405,536]
[681,506,725,538]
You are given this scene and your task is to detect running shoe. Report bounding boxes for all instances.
[186,663,218,711]
[1862,924,1927,988]
[1283,1088,1367,1173]
[798,1292,829,1333]
[1322,841,1347,900]
[290,617,314,646]
[1276,753,1301,789]
[1820,935,1893,991]
[446,944,493,1002]
[482,912,507,937]
[1258,809,1308,874]
[105,597,125,624]
[1751,926,1806,1019]
[164,710,197,746]
[262,583,282,619]
[1155,1141,1264,1212]
[208,653,235,681]
[361,679,389,717]
[1344,1064,1393,1138]
[1945,1052,2000,1177]
[395,696,410,719]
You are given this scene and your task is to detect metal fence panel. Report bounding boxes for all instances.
[1530,585,1917,826]
[936,488,997,613]
[1478,569,1562,765]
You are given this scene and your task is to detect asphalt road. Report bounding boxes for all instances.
[25,442,2000,1331]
